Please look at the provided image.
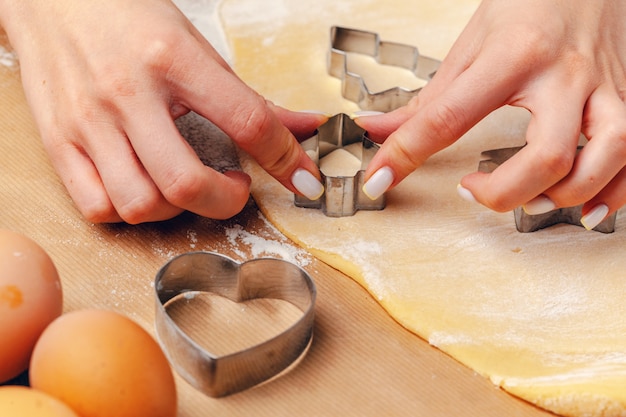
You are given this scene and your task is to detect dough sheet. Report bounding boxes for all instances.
[220,1,626,415]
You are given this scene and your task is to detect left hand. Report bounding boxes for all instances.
[356,0,626,229]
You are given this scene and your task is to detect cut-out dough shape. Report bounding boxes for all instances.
[319,145,362,177]
[220,1,626,415]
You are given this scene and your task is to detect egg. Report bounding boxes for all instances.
[30,309,177,417]
[0,229,63,383]
[0,386,79,416]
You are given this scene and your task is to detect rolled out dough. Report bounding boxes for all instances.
[220,1,626,416]
[319,144,362,177]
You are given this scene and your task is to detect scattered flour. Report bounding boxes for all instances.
[223,212,312,267]
[187,229,198,249]
[0,45,17,68]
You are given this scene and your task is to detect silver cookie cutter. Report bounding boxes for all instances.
[154,252,316,397]
[295,113,385,217]
[328,26,441,111]
[478,146,616,233]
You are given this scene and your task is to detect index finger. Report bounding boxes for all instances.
[359,45,525,200]
[171,40,324,199]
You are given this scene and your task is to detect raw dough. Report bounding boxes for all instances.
[220,1,626,416]
[344,53,427,93]
[319,145,362,177]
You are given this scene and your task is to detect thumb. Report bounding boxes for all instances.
[271,105,329,141]
[360,88,495,200]
[353,106,414,142]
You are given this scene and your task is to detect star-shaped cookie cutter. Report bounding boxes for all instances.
[328,26,441,111]
[154,252,316,397]
[294,113,385,217]
[478,146,617,233]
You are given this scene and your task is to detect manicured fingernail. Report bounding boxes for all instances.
[291,169,324,200]
[523,195,556,215]
[456,184,477,203]
[362,167,394,200]
[580,204,609,231]
[350,110,384,119]
[299,110,332,117]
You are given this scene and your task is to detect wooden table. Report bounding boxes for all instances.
[0,28,554,416]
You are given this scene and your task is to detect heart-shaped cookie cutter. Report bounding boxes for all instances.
[154,252,316,397]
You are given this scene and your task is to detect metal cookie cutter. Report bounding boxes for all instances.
[295,113,385,217]
[329,26,441,111]
[478,146,617,233]
[154,252,316,397]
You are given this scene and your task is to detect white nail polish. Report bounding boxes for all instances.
[523,196,556,215]
[350,110,385,119]
[298,110,331,116]
[456,184,477,203]
[291,169,324,200]
[362,167,394,200]
[580,204,609,231]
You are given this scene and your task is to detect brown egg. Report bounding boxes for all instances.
[30,309,177,417]
[0,386,79,416]
[0,229,63,383]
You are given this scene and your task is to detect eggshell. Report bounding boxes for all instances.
[30,309,177,417]
[0,386,79,416]
[0,229,63,383]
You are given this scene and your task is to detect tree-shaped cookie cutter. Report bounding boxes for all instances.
[479,146,617,233]
[329,26,441,111]
[295,113,385,217]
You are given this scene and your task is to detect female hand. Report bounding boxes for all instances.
[357,0,626,230]
[0,0,325,223]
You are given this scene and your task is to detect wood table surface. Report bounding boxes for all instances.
[0,28,555,416]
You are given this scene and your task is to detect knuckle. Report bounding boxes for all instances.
[482,190,515,213]
[391,138,425,175]
[537,145,574,180]
[500,24,557,69]
[424,99,467,144]
[607,121,626,155]
[256,133,300,179]
[139,31,179,73]
[116,195,160,225]
[227,101,299,179]
[566,181,596,203]
[261,146,295,180]
[79,199,118,224]
[229,98,274,147]
[40,128,72,157]
[91,32,181,104]
[160,168,204,208]
[517,31,553,63]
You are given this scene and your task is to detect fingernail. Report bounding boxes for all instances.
[350,110,385,119]
[362,167,394,200]
[291,169,324,200]
[523,195,556,215]
[298,110,332,117]
[580,204,609,231]
[456,184,477,203]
